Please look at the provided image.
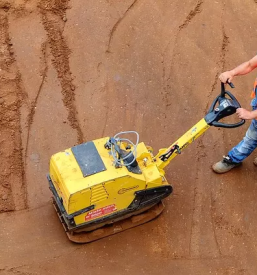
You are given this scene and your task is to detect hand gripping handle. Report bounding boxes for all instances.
[207,83,245,128]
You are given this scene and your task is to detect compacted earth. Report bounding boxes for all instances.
[1,0,257,274]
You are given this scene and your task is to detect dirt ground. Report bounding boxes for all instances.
[1,0,257,274]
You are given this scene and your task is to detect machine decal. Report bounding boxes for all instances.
[191,127,197,134]
[85,204,117,221]
[118,185,139,194]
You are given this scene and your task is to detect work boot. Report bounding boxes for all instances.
[212,156,241,174]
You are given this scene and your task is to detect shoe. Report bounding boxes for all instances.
[212,156,241,174]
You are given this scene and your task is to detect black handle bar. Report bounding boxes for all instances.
[205,82,245,128]
[221,81,235,97]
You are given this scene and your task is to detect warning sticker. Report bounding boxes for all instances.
[85,204,117,221]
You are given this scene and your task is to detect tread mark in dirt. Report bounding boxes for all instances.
[162,0,204,100]
[207,26,229,148]
[101,106,108,137]
[101,83,109,137]
[189,25,229,258]
[0,10,26,212]
[106,0,139,53]
[25,41,48,164]
[38,0,84,143]
[178,0,203,30]
[205,26,229,113]
[210,192,222,255]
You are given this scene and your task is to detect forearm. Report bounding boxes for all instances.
[219,56,257,83]
[231,61,253,76]
[251,110,257,119]
[231,55,257,76]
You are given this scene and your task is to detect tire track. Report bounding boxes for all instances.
[162,0,204,100]
[210,192,225,256]
[190,8,229,257]
[179,0,203,30]
[24,41,48,161]
[205,26,229,113]
[38,0,84,143]
[101,81,109,137]
[106,0,139,53]
[0,8,26,212]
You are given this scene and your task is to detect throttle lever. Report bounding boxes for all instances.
[227,81,235,89]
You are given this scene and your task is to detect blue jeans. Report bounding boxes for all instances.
[228,99,257,163]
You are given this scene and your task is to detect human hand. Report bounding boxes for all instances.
[236,108,254,120]
[219,71,234,84]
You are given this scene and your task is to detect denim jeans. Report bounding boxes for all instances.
[228,98,257,163]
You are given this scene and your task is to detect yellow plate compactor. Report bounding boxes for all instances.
[48,83,244,243]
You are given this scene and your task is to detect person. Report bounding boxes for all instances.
[212,54,257,173]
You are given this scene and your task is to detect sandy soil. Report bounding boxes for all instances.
[1,0,257,274]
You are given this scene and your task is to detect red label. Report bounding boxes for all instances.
[85,204,117,221]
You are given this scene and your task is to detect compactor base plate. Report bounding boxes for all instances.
[53,200,165,243]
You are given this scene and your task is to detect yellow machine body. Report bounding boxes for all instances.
[49,138,168,227]
[48,118,210,242]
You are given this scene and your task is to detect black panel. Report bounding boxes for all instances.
[71,141,106,177]
[128,185,173,210]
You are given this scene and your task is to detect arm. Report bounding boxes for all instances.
[236,108,257,120]
[219,55,257,83]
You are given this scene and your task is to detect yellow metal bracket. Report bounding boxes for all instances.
[155,118,210,170]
